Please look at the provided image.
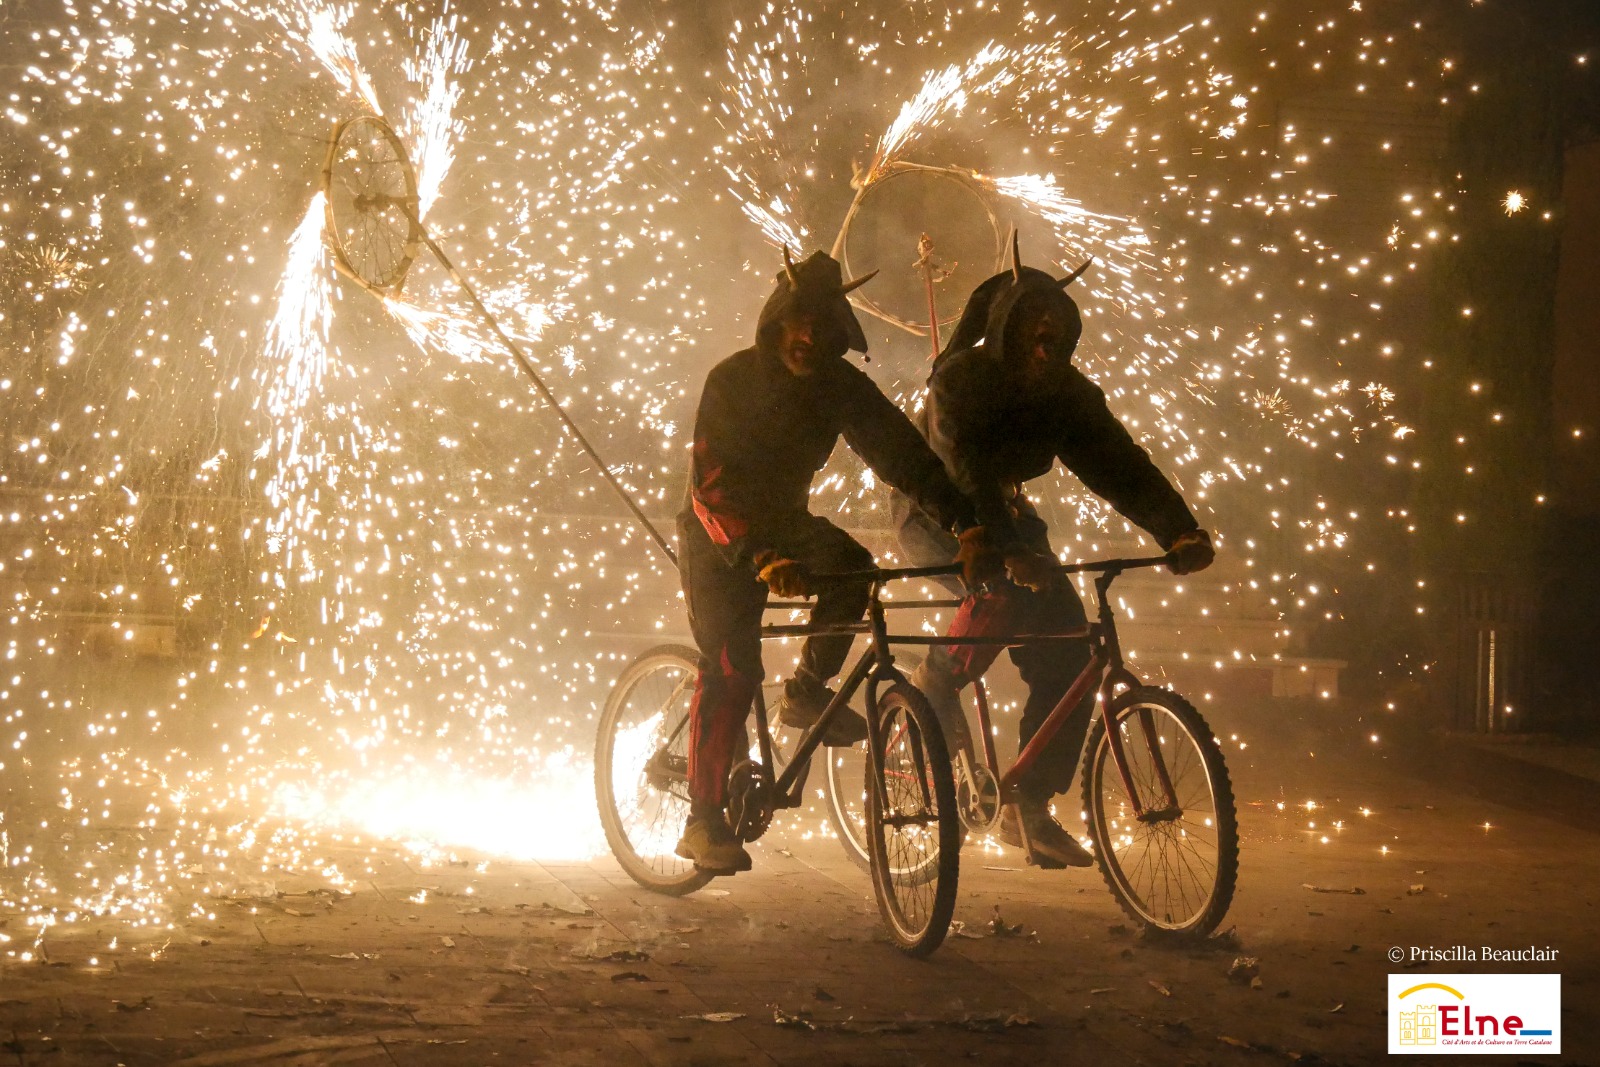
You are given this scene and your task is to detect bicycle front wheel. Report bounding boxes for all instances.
[1081,686,1238,939]
[866,683,959,957]
[821,653,928,874]
[595,644,713,896]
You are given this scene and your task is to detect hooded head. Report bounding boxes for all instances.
[936,229,1090,382]
[755,248,877,375]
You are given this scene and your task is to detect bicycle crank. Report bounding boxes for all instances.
[725,759,775,843]
[954,754,1003,835]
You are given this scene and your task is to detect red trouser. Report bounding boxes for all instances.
[934,580,1093,802]
[901,493,1095,801]
[678,513,873,810]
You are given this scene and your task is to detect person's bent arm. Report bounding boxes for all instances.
[840,368,977,536]
[688,367,770,571]
[1055,366,1200,551]
[841,371,1006,588]
[924,357,1022,546]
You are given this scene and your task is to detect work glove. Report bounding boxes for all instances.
[954,526,1006,590]
[1005,550,1061,592]
[754,550,812,598]
[1166,528,1215,575]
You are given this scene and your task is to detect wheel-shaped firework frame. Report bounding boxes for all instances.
[315,113,677,566]
[320,115,423,295]
[831,161,1006,339]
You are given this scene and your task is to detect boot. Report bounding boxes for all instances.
[999,797,1095,869]
[675,811,752,875]
[774,671,867,745]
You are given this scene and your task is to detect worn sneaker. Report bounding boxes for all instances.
[774,675,868,746]
[674,813,752,875]
[998,800,1095,869]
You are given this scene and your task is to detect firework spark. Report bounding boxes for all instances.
[0,0,1475,945]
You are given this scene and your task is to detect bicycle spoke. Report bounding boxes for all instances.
[1092,696,1234,935]
[601,653,705,886]
[873,698,948,935]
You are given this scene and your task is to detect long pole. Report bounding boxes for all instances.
[413,222,679,569]
[915,233,942,361]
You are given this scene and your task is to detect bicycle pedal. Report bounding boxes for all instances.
[1024,849,1068,871]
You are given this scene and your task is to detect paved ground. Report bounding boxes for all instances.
[1,710,1595,1066]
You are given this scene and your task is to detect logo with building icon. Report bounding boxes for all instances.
[1398,1004,1440,1046]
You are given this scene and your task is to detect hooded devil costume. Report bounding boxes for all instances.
[678,250,979,819]
[893,239,1204,814]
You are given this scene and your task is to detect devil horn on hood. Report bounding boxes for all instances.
[782,245,800,289]
[1009,226,1023,283]
[1057,257,1094,288]
[839,269,879,294]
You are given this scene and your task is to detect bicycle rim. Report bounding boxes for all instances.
[821,742,873,871]
[595,645,712,895]
[1083,687,1238,937]
[822,653,951,877]
[867,684,959,956]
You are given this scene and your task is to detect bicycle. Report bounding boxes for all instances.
[593,564,967,956]
[820,555,1240,940]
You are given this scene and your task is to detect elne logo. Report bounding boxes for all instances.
[1388,973,1560,1055]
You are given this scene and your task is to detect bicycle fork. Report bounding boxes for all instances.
[1091,568,1180,819]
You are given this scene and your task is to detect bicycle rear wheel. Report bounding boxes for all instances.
[1081,686,1238,939]
[595,645,712,896]
[866,682,959,956]
[821,741,872,872]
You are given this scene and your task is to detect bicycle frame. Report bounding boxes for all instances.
[990,557,1179,819]
[749,556,1178,823]
[755,563,960,811]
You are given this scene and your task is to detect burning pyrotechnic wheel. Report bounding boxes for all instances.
[1082,686,1239,939]
[318,116,679,566]
[320,114,422,294]
[833,161,1005,344]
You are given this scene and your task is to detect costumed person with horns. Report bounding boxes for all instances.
[892,231,1216,869]
[675,248,1001,875]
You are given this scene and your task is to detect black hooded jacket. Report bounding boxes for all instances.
[681,252,977,570]
[908,265,1197,551]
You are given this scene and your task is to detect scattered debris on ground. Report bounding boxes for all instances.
[1228,956,1260,983]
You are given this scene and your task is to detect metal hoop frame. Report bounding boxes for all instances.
[320,114,424,296]
[311,113,678,567]
[830,161,1006,338]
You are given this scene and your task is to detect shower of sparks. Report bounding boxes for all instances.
[382,298,496,365]
[1502,190,1527,215]
[402,11,471,220]
[259,192,339,578]
[0,0,1512,948]
[263,195,334,439]
[272,749,603,862]
[866,44,1020,182]
[724,16,1422,554]
[298,3,385,115]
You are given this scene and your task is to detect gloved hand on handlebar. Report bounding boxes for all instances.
[754,550,812,598]
[1004,549,1061,592]
[954,526,1007,590]
[1166,528,1215,575]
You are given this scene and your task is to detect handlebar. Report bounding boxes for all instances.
[810,553,1174,587]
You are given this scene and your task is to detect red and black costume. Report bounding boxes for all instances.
[681,251,977,812]
[894,261,1201,805]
